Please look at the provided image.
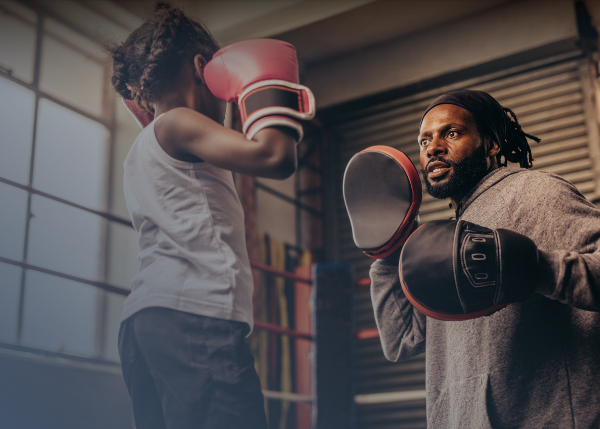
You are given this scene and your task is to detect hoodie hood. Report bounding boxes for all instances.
[454,167,526,219]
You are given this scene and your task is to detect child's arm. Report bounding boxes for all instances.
[157,39,314,179]
[155,108,297,179]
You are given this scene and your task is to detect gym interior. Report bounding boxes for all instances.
[1,1,599,428]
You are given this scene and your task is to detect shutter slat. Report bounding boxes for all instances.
[476,69,580,102]
[497,81,582,112]
[516,104,583,128]
[474,60,578,94]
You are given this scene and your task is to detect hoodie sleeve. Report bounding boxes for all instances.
[536,249,600,311]
[511,172,600,311]
[370,256,427,362]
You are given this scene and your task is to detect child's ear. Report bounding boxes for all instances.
[193,54,207,84]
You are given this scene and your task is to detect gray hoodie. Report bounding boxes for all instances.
[370,167,600,428]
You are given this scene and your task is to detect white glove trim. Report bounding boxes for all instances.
[239,79,315,134]
[246,115,304,143]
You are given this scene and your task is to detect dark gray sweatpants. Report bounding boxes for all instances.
[118,307,268,429]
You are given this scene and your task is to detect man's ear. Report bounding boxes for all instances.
[488,138,500,157]
[193,54,207,84]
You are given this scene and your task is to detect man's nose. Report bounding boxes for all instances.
[426,136,447,157]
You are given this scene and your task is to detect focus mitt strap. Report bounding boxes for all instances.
[400,220,539,321]
[343,146,422,259]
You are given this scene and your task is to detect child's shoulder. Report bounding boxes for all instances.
[155,107,214,143]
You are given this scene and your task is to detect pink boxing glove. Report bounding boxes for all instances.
[204,38,315,142]
[122,98,154,129]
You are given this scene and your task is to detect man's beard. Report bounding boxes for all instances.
[423,142,489,200]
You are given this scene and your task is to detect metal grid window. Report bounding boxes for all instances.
[0,2,130,366]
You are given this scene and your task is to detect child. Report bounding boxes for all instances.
[108,4,314,428]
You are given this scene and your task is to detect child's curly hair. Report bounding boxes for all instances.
[108,3,219,112]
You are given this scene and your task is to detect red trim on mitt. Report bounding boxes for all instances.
[399,266,509,321]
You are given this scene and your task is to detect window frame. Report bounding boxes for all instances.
[0,3,129,367]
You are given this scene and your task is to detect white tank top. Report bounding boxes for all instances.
[121,114,254,329]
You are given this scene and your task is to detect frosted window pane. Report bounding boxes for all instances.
[103,292,125,362]
[28,195,103,280]
[21,270,97,356]
[0,182,27,260]
[0,262,21,343]
[0,9,36,83]
[40,36,105,117]
[106,221,138,289]
[34,99,108,210]
[0,77,35,184]
[44,18,104,64]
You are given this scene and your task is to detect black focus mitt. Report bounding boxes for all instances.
[400,220,539,321]
[343,146,422,259]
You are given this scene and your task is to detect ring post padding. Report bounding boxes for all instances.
[312,264,355,428]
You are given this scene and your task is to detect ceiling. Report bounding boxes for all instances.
[112,0,511,65]
[276,0,510,65]
[85,0,375,44]
[31,0,512,67]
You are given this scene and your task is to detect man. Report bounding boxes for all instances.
[370,90,600,428]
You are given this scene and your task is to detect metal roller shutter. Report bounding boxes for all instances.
[325,51,600,428]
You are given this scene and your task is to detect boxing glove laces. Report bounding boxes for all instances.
[400,220,540,321]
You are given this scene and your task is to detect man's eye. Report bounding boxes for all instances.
[448,131,459,138]
[420,139,429,147]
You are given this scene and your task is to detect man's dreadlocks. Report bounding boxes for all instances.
[422,89,541,169]
[497,106,540,168]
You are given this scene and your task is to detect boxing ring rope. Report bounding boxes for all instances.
[0,255,131,296]
[0,256,315,343]
[355,390,427,404]
[247,261,314,406]
[247,263,313,341]
[261,390,312,404]
[0,260,314,404]
[0,177,133,227]
[0,255,321,404]
[0,175,315,405]
[249,260,312,285]
[253,321,312,341]
[355,277,372,288]
[2,174,419,407]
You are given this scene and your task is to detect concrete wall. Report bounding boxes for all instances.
[306,0,579,108]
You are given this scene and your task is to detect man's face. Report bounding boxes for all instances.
[418,104,492,200]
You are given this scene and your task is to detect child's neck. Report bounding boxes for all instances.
[154,91,194,116]
[154,87,223,124]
